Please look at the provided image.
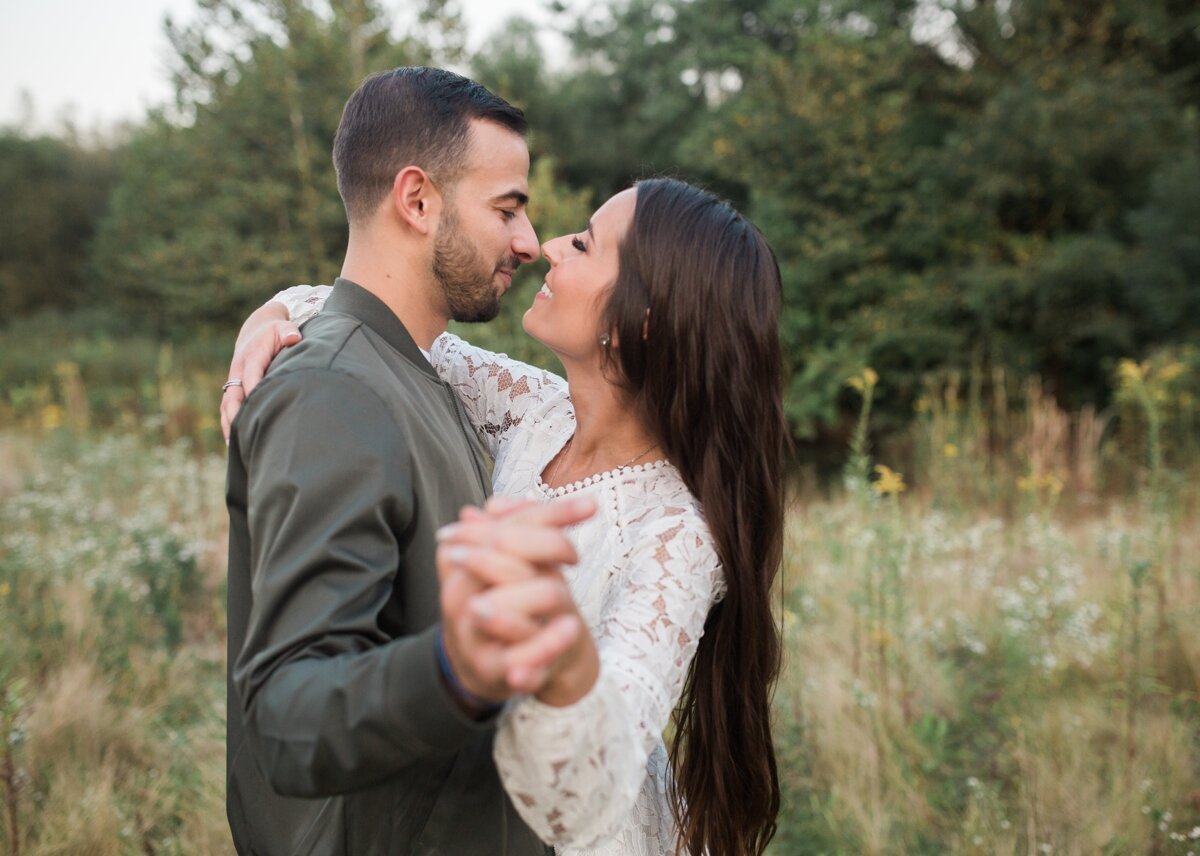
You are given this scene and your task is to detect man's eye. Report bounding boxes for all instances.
[500,209,517,221]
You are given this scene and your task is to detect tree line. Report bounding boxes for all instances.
[2,0,1198,441]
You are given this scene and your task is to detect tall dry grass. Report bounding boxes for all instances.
[0,430,229,855]
[772,365,1200,854]
[0,354,1196,854]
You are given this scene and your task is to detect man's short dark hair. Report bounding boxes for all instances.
[333,67,527,224]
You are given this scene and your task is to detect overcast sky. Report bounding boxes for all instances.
[0,0,563,133]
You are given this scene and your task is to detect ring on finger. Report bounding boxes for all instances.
[222,378,244,392]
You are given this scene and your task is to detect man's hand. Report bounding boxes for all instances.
[221,302,303,442]
[437,496,598,707]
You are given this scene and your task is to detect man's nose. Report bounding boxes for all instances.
[513,215,540,264]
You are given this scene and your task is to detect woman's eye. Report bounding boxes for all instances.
[571,236,587,252]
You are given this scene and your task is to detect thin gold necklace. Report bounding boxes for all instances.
[544,437,660,488]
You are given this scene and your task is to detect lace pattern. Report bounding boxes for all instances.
[273,283,330,327]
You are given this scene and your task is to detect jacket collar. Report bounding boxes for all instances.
[325,277,439,379]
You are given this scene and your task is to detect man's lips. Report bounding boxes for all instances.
[496,260,520,290]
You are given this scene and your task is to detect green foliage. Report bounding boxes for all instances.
[91,0,452,332]
[0,133,116,315]
[3,0,1199,448]
[0,312,230,450]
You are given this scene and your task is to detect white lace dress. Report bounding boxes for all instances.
[274,285,724,856]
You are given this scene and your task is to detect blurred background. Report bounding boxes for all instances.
[1,1,1197,853]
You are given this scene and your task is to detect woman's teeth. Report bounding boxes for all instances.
[539,283,553,298]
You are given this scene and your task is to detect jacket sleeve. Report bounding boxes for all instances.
[230,367,493,797]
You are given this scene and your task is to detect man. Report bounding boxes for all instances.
[223,67,588,855]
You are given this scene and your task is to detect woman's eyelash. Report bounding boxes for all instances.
[571,236,587,252]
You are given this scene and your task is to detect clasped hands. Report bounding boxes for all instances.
[436,495,600,714]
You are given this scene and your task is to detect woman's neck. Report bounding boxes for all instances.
[548,365,659,486]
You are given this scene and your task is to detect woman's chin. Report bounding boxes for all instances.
[521,310,541,341]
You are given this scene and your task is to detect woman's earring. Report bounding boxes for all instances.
[599,333,612,347]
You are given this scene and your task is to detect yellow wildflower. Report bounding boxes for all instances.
[1117,358,1148,387]
[42,404,64,430]
[1157,361,1185,384]
[847,368,879,393]
[0,583,9,598]
[1018,473,1064,496]
[943,443,960,458]
[872,464,906,496]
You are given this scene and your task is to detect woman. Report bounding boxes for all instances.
[233,178,785,856]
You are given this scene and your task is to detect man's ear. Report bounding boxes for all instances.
[391,166,441,235]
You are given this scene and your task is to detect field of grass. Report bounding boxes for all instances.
[0,349,1197,854]
[773,482,1199,854]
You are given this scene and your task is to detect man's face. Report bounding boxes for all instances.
[432,120,539,323]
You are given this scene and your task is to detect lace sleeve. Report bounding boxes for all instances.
[430,333,567,458]
[272,284,332,325]
[493,511,723,849]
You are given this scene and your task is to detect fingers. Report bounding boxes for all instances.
[436,494,597,701]
[503,495,597,529]
[467,575,576,642]
[220,385,246,443]
[452,495,596,527]
[220,321,301,443]
[242,322,301,394]
[502,614,583,693]
[456,496,534,523]
[481,496,538,518]
[442,565,590,699]
[437,497,596,568]
[439,543,544,588]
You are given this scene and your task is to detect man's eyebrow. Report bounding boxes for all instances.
[491,190,529,206]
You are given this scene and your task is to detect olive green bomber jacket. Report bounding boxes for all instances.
[225,279,551,855]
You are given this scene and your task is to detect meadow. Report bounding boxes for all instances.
[0,340,1197,855]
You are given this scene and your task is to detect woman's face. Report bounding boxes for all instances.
[523,187,636,364]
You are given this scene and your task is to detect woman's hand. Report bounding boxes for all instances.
[437,497,601,707]
[221,302,303,442]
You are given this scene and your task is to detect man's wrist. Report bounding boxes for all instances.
[435,628,504,719]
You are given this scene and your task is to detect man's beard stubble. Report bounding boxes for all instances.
[432,204,515,323]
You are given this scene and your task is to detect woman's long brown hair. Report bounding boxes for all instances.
[602,178,785,856]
